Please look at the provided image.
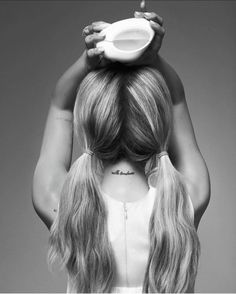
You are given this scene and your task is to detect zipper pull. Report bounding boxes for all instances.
[123,202,128,220]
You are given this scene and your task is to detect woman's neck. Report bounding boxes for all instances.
[101,159,149,201]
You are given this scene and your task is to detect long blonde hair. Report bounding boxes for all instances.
[47,64,200,293]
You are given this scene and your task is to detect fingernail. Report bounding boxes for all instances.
[150,20,156,25]
[135,11,141,15]
[144,12,151,16]
[97,47,104,52]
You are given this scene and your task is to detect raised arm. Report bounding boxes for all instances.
[32,52,89,230]
[132,10,210,229]
[154,55,211,230]
[32,21,112,230]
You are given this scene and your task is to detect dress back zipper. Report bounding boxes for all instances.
[123,202,129,286]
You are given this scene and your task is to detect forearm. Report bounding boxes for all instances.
[154,54,185,105]
[153,54,199,165]
[52,50,90,111]
[153,55,210,203]
[36,51,90,179]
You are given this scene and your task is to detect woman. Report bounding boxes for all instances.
[32,10,210,293]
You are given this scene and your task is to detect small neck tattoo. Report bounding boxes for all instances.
[111,169,135,175]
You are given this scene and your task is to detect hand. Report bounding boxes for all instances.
[82,21,114,71]
[125,11,165,67]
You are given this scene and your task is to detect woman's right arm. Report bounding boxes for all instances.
[132,10,210,229]
[154,55,211,230]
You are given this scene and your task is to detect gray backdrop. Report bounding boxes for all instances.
[0,1,235,292]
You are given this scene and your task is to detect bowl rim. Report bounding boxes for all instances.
[102,17,154,53]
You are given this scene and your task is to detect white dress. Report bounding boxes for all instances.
[66,186,194,293]
[104,186,156,293]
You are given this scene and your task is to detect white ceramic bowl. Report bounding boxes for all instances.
[96,18,155,63]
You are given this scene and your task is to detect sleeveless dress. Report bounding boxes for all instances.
[104,186,156,293]
[66,186,195,293]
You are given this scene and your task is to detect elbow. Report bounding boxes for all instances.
[31,189,56,231]
[198,158,211,210]
[31,170,57,230]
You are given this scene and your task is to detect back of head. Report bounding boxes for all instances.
[73,63,172,164]
[48,63,200,293]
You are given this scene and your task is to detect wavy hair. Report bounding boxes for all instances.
[47,63,200,293]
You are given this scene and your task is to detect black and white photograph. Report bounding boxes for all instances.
[0,0,235,293]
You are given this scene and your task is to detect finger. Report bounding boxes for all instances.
[82,26,90,37]
[91,21,111,27]
[98,56,113,69]
[85,33,105,49]
[134,11,163,26]
[82,24,93,37]
[143,12,164,26]
[148,21,165,52]
[150,20,165,37]
[134,11,145,18]
[82,21,111,36]
[91,21,111,34]
[91,21,107,26]
[92,23,111,34]
[87,47,104,58]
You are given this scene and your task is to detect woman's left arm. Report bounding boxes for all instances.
[32,21,110,230]
[32,52,91,230]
